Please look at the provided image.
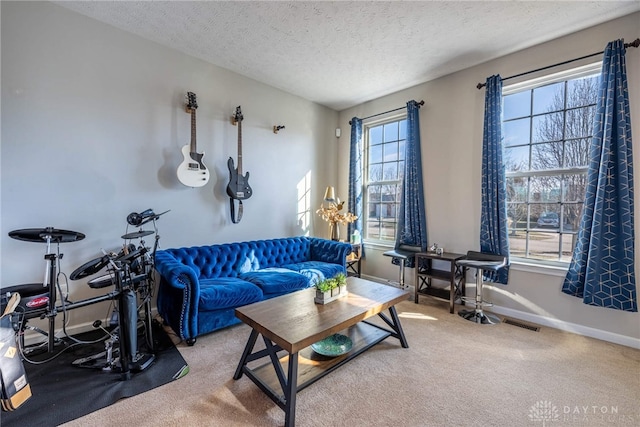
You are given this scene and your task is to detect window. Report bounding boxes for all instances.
[364,117,407,243]
[503,64,600,264]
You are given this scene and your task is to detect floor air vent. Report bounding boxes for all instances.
[503,318,541,332]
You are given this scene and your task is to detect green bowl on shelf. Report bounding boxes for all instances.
[311,333,353,357]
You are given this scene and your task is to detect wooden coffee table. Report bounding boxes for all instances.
[233,277,409,427]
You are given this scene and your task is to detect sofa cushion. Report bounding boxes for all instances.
[240,268,310,295]
[198,278,263,311]
[281,261,345,286]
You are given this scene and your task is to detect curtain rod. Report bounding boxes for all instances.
[349,100,424,125]
[476,38,640,89]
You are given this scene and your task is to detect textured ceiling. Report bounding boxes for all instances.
[54,1,640,111]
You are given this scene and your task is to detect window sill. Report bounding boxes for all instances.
[509,259,568,278]
[362,240,394,251]
[361,244,569,278]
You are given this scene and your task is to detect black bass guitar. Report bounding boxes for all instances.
[177,92,209,187]
[226,106,252,200]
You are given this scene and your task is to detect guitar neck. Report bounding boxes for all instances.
[190,109,197,152]
[237,120,243,174]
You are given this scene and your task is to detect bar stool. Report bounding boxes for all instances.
[455,251,507,324]
[383,245,422,289]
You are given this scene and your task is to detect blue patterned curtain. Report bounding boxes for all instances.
[562,39,636,312]
[347,118,364,253]
[480,75,510,284]
[394,100,427,268]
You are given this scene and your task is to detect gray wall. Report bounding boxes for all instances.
[338,12,640,346]
[2,2,638,347]
[1,2,338,331]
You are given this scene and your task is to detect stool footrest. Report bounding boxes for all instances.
[460,296,494,308]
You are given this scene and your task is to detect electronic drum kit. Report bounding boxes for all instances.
[1,210,169,380]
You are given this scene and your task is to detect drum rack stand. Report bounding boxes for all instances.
[7,221,163,380]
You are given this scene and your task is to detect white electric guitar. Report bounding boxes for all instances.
[177,92,209,187]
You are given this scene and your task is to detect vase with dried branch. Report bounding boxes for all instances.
[316,200,357,241]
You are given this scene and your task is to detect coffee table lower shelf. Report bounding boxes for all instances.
[248,322,389,398]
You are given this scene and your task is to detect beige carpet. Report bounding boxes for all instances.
[62,297,640,427]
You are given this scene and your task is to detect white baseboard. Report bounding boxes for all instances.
[22,321,97,347]
[21,308,159,347]
[490,305,640,349]
[23,283,639,350]
[362,274,640,349]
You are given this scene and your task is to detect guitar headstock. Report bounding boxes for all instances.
[186,92,198,113]
[231,106,243,125]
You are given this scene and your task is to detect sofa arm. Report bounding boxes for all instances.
[154,251,200,342]
[309,238,352,268]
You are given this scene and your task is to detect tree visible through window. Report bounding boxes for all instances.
[364,118,406,242]
[503,67,599,263]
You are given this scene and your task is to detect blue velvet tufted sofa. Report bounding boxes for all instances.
[154,236,351,345]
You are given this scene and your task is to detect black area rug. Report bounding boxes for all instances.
[0,321,188,427]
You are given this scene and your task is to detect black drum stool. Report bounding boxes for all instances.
[1,283,50,319]
[455,251,507,325]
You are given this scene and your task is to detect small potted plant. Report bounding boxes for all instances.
[314,274,348,304]
[316,278,334,300]
[333,273,347,296]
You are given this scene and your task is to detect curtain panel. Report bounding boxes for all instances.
[480,75,510,284]
[393,100,427,268]
[347,118,364,252]
[562,39,636,312]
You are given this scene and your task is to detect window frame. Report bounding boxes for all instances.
[362,114,407,246]
[502,62,601,267]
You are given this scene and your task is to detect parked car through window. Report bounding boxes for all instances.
[537,212,559,228]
